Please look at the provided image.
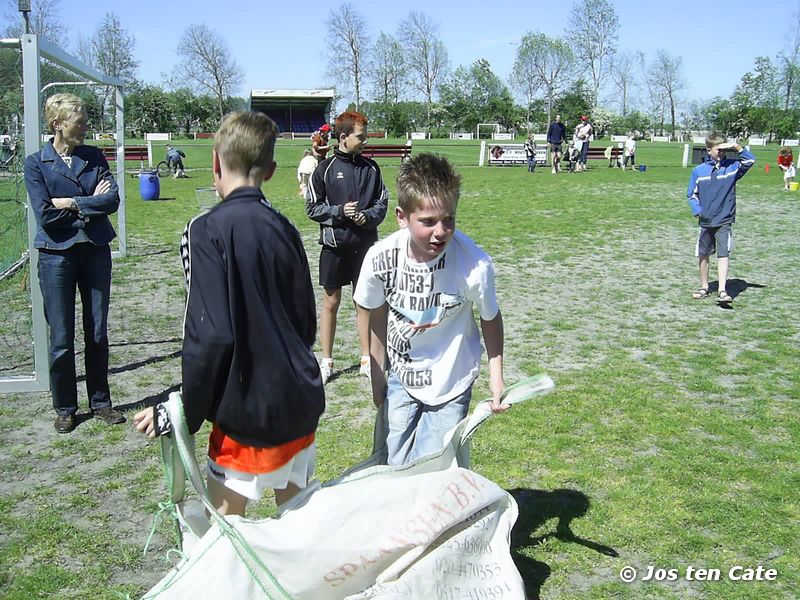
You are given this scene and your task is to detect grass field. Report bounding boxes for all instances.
[0,140,798,599]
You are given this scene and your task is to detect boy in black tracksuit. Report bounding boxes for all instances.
[306,111,388,384]
[135,112,325,516]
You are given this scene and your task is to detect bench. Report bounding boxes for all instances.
[563,146,622,162]
[100,145,149,168]
[361,143,412,162]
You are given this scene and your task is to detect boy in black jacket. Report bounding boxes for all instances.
[306,111,388,384]
[134,112,325,516]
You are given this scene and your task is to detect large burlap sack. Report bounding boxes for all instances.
[142,375,554,600]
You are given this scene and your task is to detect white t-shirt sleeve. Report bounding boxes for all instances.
[465,255,500,321]
[353,245,387,309]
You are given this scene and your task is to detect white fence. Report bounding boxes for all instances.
[610,135,628,142]
[651,135,671,143]
[492,132,513,140]
[781,139,799,147]
[145,132,171,141]
[532,133,547,142]
[747,137,767,146]
[409,131,430,140]
[450,132,474,140]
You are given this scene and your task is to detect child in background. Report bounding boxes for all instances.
[354,153,508,466]
[777,146,795,190]
[623,134,636,170]
[297,149,317,197]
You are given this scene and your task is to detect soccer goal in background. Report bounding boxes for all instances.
[0,33,125,394]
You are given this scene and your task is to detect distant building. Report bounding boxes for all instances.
[249,89,335,134]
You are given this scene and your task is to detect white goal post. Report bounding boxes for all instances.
[476,123,501,139]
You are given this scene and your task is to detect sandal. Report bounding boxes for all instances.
[717,290,733,303]
[692,288,710,299]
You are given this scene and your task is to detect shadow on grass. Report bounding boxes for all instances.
[509,488,618,599]
[76,349,181,383]
[327,363,360,383]
[706,278,766,310]
[116,382,182,413]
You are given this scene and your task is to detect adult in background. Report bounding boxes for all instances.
[24,93,125,433]
[165,144,187,177]
[574,116,593,172]
[306,111,388,384]
[311,123,332,162]
[547,114,566,173]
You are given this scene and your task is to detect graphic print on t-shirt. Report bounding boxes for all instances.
[369,246,463,388]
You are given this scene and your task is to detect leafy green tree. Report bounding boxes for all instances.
[439,59,516,132]
[510,31,574,130]
[553,79,593,130]
[126,84,172,136]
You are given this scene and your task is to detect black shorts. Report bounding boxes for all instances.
[550,143,562,154]
[319,243,372,289]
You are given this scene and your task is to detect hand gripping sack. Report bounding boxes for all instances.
[142,374,555,600]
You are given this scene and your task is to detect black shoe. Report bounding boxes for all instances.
[93,407,126,425]
[54,414,76,433]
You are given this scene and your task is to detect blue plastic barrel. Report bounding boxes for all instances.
[638,164,647,172]
[139,170,160,200]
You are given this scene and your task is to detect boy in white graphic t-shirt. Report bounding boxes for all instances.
[354,153,507,466]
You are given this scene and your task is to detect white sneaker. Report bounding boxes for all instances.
[359,356,370,378]
[551,168,556,174]
[320,359,333,385]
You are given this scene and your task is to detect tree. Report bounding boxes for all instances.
[369,31,406,105]
[168,88,215,136]
[399,11,449,125]
[77,12,138,132]
[175,24,243,121]
[609,51,641,116]
[125,84,172,136]
[510,31,574,130]
[647,50,685,137]
[440,59,516,132]
[777,9,800,110]
[327,3,368,111]
[3,0,66,46]
[566,0,619,107]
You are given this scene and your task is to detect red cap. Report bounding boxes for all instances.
[580,116,588,121]
[320,124,331,132]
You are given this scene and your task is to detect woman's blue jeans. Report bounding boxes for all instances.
[37,243,112,416]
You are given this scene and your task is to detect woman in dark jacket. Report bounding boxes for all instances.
[24,93,124,433]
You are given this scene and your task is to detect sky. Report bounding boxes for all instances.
[12,0,797,111]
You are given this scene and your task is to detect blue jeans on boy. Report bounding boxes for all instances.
[385,373,472,466]
[526,156,536,172]
[37,243,112,416]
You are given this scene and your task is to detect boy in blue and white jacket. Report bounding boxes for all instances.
[687,132,755,303]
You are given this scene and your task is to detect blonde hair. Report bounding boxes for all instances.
[705,131,727,149]
[215,111,278,179]
[779,145,793,156]
[396,153,461,213]
[44,93,85,134]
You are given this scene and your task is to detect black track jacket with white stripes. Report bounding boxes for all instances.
[306,148,388,249]
[180,186,325,446]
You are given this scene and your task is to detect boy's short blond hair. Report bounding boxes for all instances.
[705,132,727,149]
[44,93,85,134]
[396,153,461,213]
[215,111,278,179]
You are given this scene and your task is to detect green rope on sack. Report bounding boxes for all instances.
[143,500,179,557]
